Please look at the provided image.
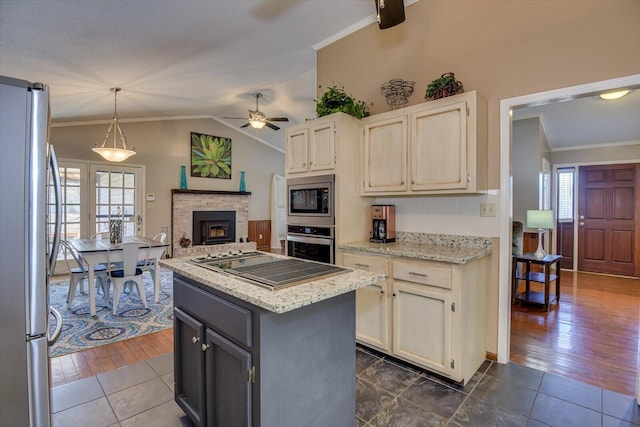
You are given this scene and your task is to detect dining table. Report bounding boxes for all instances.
[67,236,169,316]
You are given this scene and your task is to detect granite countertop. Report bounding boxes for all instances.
[339,239,492,264]
[160,254,385,314]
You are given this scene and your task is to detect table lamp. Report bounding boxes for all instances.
[526,210,554,258]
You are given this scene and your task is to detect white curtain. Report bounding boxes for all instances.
[270,174,286,249]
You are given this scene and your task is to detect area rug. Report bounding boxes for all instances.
[48,268,174,357]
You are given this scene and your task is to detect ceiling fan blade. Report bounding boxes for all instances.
[223,116,249,120]
[264,122,280,131]
[265,117,289,122]
[240,123,251,128]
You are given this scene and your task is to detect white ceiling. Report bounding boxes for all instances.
[512,88,640,150]
[0,0,379,151]
[1,0,639,153]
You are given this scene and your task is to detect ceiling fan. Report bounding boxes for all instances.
[224,93,289,130]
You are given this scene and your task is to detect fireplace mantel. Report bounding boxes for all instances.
[171,189,252,257]
[171,189,251,196]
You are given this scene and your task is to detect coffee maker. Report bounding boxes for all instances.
[369,205,396,243]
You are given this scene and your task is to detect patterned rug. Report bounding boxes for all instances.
[48,268,174,357]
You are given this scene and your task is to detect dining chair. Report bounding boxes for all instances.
[134,232,167,297]
[62,240,109,308]
[90,232,109,240]
[108,242,150,315]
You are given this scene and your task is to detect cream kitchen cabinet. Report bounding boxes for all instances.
[361,91,487,195]
[362,115,408,193]
[340,249,490,385]
[286,113,370,246]
[342,251,391,352]
[285,118,336,176]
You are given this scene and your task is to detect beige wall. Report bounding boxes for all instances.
[318,0,640,188]
[317,0,640,355]
[51,118,284,242]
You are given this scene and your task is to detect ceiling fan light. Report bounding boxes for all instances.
[599,90,631,100]
[249,118,266,129]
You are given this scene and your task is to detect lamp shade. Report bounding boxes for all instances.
[526,210,554,230]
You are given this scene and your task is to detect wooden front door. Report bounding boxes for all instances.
[577,164,639,276]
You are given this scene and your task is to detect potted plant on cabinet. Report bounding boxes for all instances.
[315,85,371,119]
[424,72,464,100]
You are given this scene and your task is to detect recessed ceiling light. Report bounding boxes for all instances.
[599,90,631,100]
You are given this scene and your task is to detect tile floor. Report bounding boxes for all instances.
[50,348,640,427]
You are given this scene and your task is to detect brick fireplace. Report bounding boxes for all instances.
[171,189,255,257]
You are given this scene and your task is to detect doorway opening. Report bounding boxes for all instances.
[498,74,640,397]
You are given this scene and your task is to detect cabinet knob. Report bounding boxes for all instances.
[392,292,397,297]
[380,289,385,294]
[411,179,415,184]
[309,161,313,165]
[201,343,210,352]
[192,336,200,344]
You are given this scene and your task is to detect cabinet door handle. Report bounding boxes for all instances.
[192,336,200,344]
[409,272,428,278]
[355,263,370,269]
[201,343,210,352]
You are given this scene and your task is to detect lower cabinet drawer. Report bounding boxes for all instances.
[343,252,389,274]
[392,259,452,290]
[174,276,253,347]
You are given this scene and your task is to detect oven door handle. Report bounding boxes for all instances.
[286,234,333,246]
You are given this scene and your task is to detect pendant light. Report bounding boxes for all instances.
[93,87,135,162]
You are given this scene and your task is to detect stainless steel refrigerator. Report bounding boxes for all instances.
[0,76,62,427]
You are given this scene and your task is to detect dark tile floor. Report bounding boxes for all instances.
[50,348,640,426]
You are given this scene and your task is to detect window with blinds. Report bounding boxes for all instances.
[557,168,574,222]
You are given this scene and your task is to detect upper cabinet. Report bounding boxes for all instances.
[362,91,487,196]
[286,119,336,176]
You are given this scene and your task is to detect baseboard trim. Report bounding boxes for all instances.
[485,352,497,362]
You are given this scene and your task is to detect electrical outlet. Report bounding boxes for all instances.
[480,202,496,217]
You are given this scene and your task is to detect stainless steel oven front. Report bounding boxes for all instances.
[286,225,335,264]
[287,174,334,226]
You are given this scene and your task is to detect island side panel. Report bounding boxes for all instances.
[258,292,356,427]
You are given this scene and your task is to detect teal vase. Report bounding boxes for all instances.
[180,165,187,190]
[239,171,246,192]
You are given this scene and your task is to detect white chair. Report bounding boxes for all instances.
[136,232,167,298]
[108,242,149,315]
[62,240,109,308]
[90,232,109,240]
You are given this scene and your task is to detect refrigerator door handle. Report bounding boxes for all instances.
[48,306,62,346]
[48,145,62,275]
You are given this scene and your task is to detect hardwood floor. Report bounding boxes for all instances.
[49,328,173,388]
[510,270,640,396]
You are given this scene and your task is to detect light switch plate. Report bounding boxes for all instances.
[480,202,496,217]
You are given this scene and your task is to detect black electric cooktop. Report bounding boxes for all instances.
[190,251,348,290]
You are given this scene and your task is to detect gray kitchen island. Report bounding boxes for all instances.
[160,252,385,427]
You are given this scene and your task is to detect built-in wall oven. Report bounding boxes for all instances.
[287,174,335,263]
[286,225,335,264]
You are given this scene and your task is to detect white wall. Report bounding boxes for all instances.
[51,117,285,239]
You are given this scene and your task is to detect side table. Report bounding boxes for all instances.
[512,253,562,311]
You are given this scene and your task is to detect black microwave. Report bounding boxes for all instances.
[287,175,334,226]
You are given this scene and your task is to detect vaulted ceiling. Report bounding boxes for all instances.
[2,0,638,153]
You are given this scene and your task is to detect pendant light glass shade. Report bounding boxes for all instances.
[93,88,135,162]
